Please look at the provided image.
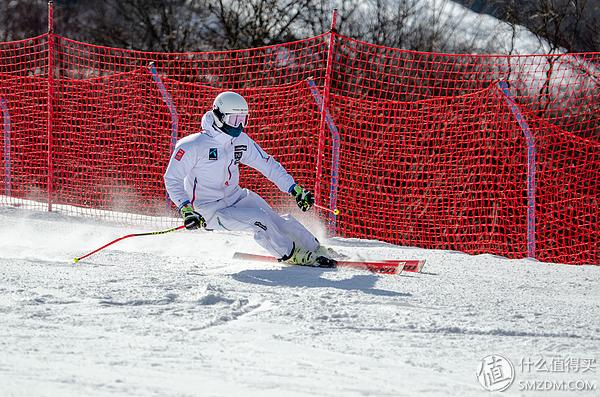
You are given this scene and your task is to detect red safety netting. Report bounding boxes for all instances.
[0,35,48,77]
[0,30,598,264]
[53,35,329,86]
[332,36,600,140]
[0,72,47,210]
[322,86,529,258]
[521,108,599,265]
[36,70,320,223]
[50,69,173,220]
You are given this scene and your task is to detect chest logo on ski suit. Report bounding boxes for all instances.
[209,148,218,160]
[234,145,247,164]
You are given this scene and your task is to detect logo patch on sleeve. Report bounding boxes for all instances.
[209,148,218,160]
[175,148,185,161]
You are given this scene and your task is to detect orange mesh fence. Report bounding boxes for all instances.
[0,30,598,264]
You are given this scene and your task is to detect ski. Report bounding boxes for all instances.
[323,249,425,273]
[383,259,426,273]
[233,252,409,275]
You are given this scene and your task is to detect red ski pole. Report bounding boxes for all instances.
[73,225,185,263]
[314,203,340,216]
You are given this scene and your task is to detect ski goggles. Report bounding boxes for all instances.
[223,113,249,128]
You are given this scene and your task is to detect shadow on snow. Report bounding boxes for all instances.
[232,266,411,297]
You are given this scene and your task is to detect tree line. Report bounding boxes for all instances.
[0,0,597,54]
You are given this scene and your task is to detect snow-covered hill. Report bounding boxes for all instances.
[346,0,559,54]
[416,0,556,54]
[0,206,598,396]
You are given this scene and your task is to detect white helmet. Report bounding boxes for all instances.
[212,91,249,134]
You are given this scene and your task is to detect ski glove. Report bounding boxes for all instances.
[180,204,206,230]
[290,184,314,212]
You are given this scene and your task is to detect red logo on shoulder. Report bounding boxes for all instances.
[175,149,185,161]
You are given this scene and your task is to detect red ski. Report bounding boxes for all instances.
[233,252,413,275]
[383,259,426,273]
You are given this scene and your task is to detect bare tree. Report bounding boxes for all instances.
[1,0,597,54]
[461,0,600,52]
[0,0,47,41]
[56,0,211,52]
[203,0,326,49]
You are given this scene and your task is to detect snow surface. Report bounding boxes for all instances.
[0,206,599,396]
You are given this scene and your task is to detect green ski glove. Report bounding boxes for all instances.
[290,184,314,212]
[180,204,206,230]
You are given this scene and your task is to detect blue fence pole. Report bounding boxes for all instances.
[498,82,536,259]
[148,63,179,212]
[306,79,340,234]
[1,98,10,197]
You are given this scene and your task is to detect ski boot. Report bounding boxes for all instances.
[280,243,336,268]
[313,245,337,268]
[279,242,315,265]
[314,256,337,268]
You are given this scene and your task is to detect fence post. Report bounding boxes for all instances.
[306,79,340,234]
[148,62,179,212]
[314,9,337,218]
[1,98,10,197]
[47,0,55,211]
[498,82,536,259]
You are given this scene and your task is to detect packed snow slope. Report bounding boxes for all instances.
[0,206,598,397]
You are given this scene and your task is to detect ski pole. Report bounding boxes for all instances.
[73,225,186,263]
[314,203,340,216]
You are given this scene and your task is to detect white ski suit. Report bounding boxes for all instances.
[163,111,319,258]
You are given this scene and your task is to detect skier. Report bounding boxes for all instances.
[163,91,333,267]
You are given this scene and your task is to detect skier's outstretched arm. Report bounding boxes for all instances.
[241,136,314,211]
